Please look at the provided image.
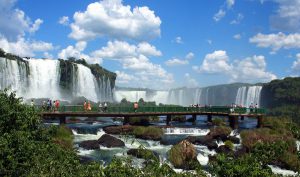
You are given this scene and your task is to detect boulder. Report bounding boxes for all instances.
[168,140,199,170]
[228,136,240,144]
[208,126,232,141]
[127,149,159,161]
[98,134,125,148]
[216,145,232,154]
[103,125,135,135]
[79,140,99,150]
[186,136,218,150]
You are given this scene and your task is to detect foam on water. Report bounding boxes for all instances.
[164,127,209,135]
[268,165,298,176]
[197,153,209,166]
[73,129,105,143]
[77,148,95,156]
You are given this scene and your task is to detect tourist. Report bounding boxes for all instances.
[87,101,91,111]
[83,101,86,111]
[55,100,60,112]
[99,103,103,112]
[47,100,50,111]
[104,102,107,112]
[30,99,34,107]
[134,102,139,112]
[53,100,56,112]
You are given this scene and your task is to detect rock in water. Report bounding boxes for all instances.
[98,134,125,148]
[168,140,199,170]
[79,140,99,150]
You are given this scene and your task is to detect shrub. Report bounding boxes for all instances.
[168,140,199,170]
[224,140,234,150]
[279,152,300,172]
[212,118,226,126]
[133,126,163,140]
[209,126,232,139]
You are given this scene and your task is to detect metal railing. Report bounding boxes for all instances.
[37,105,266,115]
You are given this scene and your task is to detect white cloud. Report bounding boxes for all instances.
[213,9,226,22]
[230,13,243,24]
[0,0,43,41]
[137,42,162,57]
[233,34,241,40]
[91,40,173,87]
[185,52,194,60]
[165,58,189,66]
[58,16,69,26]
[226,0,235,9]
[43,52,53,59]
[115,70,135,84]
[0,36,53,57]
[270,0,300,32]
[184,73,198,87]
[249,32,300,52]
[193,51,276,83]
[194,50,232,74]
[291,53,300,72]
[69,0,161,41]
[230,55,277,82]
[58,41,101,64]
[175,36,183,44]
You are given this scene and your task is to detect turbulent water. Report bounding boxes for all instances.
[0,58,114,102]
[115,85,263,107]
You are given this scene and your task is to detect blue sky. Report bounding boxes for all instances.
[1,0,300,89]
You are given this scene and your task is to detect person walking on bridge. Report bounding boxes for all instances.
[104,102,108,112]
[84,101,87,112]
[134,102,139,112]
[99,103,103,112]
[87,101,91,111]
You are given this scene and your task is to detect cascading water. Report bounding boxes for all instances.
[0,57,28,96]
[73,64,99,102]
[235,86,262,107]
[27,59,61,99]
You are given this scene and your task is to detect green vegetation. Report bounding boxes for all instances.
[132,126,164,140]
[261,77,300,123]
[0,89,210,176]
[209,126,232,138]
[212,118,226,126]
[168,140,200,170]
[224,140,234,150]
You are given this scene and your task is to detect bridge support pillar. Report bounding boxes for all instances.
[192,114,197,125]
[166,115,172,126]
[59,116,66,124]
[241,116,244,121]
[257,116,263,128]
[123,116,129,125]
[229,116,238,129]
[207,114,212,122]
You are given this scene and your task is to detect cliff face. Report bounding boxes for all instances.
[260,77,300,108]
[0,49,116,102]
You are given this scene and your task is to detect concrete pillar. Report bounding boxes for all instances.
[241,116,245,121]
[257,116,263,128]
[207,114,212,122]
[166,115,172,126]
[59,116,66,124]
[123,116,129,125]
[229,116,238,129]
[192,114,197,125]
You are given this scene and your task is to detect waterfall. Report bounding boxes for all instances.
[27,59,61,99]
[235,86,262,107]
[73,64,98,102]
[194,88,202,105]
[0,57,28,96]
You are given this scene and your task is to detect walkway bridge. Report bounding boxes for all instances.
[39,106,266,129]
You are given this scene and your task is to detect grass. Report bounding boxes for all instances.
[50,125,74,149]
[132,126,163,140]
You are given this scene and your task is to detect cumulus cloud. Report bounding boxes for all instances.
[194,50,232,73]
[230,55,277,82]
[227,0,235,9]
[249,32,300,53]
[270,0,300,32]
[115,70,135,84]
[233,34,241,39]
[58,41,101,64]
[213,9,226,22]
[193,50,276,83]
[91,40,173,87]
[58,16,69,26]
[0,36,53,57]
[291,53,300,72]
[230,13,243,24]
[69,0,161,41]
[0,0,43,41]
[165,58,189,66]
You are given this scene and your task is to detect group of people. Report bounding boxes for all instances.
[40,99,60,112]
[84,101,108,112]
[97,102,108,112]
